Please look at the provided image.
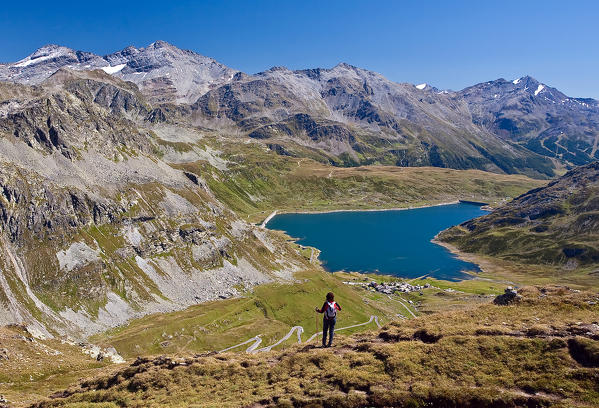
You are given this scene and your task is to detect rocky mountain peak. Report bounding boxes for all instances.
[112,45,140,57]
[0,41,239,103]
[105,41,188,65]
[266,66,291,73]
[512,75,537,85]
[149,40,174,49]
[13,44,76,67]
[511,75,549,95]
[29,44,71,57]
[1,41,598,170]
[334,62,357,70]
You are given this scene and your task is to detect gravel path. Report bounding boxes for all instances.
[219,315,381,354]
[387,295,417,318]
[219,335,263,353]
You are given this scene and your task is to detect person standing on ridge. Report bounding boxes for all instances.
[315,292,341,347]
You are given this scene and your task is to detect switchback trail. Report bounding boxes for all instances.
[219,335,262,353]
[255,326,304,353]
[304,315,381,344]
[387,295,417,318]
[218,315,382,354]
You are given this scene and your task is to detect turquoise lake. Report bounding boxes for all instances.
[265,203,488,280]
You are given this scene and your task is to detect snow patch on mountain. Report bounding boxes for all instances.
[416,83,427,90]
[534,84,545,96]
[101,64,126,74]
[15,54,56,68]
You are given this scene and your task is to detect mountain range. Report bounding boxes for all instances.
[2,41,598,177]
[0,40,596,339]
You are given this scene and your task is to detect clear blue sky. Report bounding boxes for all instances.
[1,0,598,98]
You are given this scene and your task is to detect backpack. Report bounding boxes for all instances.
[325,301,337,319]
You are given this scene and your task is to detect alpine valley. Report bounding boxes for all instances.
[0,41,598,407]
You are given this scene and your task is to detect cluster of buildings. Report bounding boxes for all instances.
[343,280,430,295]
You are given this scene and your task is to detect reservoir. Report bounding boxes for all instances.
[265,203,488,280]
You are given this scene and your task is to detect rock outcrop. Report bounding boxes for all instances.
[493,286,522,305]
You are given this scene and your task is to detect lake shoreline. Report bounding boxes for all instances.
[432,238,490,278]
[264,202,488,280]
[260,200,461,227]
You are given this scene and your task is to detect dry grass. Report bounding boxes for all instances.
[437,240,599,290]
[1,268,508,407]
[30,286,599,408]
[0,325,110,407]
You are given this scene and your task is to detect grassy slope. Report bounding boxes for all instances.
[3,268,512,407]
[436,240,599,291]
[31,287,599,408]
[437,162,599,288]
[0,326,110,407]
[89,264,519,360]
[89,268,413,358]
[174,138,546,223]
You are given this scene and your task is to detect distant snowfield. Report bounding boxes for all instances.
[101,64,126,74]
[416,83,427,90]
[534,84,545,96]
[15,54,56,68]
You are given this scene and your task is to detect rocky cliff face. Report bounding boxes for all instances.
[2,42,599,177]
[0,70,302,339]
[0,69,153,161]
[438,161,599,269]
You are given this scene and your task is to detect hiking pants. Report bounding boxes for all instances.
[323,317,336,346]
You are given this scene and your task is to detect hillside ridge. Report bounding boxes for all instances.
[438,161,599,270]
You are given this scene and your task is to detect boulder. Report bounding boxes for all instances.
[494,286,522,305]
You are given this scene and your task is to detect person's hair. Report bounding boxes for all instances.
[326,292,334,301]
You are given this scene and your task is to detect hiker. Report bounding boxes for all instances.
[315,292,341,347]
